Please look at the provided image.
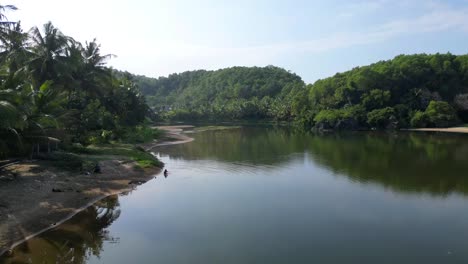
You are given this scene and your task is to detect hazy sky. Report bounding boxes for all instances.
[5,0,468,83]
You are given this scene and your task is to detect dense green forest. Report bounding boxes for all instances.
[132,66,306,120]
[137,53,468,130]
[307,53,468,130]
[0,6,154,159]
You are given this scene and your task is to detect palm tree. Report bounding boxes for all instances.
[80,39,114,98]
[0,4,17,28]
[0,22,31,78]
[28,21,70,89]
[83,39,114,70]
[0,77,28,157]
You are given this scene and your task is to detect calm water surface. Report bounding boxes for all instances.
[3,127,468,263]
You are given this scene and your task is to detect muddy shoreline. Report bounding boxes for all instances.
[0,126,193,257]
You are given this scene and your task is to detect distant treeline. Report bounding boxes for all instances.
[130,66,305,121]
[133,53,468,130]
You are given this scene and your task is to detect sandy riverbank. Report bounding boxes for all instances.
[0,126,194,256]
[140,125,195,150]
[403,127,468,134]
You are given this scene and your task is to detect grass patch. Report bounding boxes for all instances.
[68,143,163,169]
[37,151,83,171]
[120,126,164,144]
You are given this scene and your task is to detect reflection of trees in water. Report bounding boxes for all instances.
[306,132,468,196]
[1,195,121,264]
[160,127,468,196]
[158,127,311,165]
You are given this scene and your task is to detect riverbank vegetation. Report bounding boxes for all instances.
[0,6,161,162]
[137,53,468,131]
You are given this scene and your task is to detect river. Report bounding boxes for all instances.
[2,126,468,263]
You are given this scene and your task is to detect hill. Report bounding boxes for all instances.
[131,66,306,120]
[307,53,468,130]
[135,53,468,129]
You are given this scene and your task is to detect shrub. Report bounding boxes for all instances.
[314,109,341,126]
[361,89,391,110]
[367,107,395,128]
[424,101,459,127]
[410,111,428,128]
[314,106,364,130]
[121,126,163,143]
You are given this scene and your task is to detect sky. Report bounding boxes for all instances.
[5,0,468,83]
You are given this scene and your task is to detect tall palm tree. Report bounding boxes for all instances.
[28,21,70,89]
[83,39,113,70]
[80,39,114,98]
[0,22,31,79]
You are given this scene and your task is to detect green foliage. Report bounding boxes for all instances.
[411,111,428,128]
[0,13,154,158]
[314,109,342,126]
[411,101,458,128]
[127,66,306,121]
[73,143,163,168]
[313,105,365,129]
[367,107,395,129]
[134,53,468,130]
[424,101,459,127]
[81,100,114,131]
[361,89,391,110]
[306,53,468,129]
[120,126,163,144]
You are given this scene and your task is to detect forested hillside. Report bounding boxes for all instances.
[307,53,468,130]
[133,66,306,120]
[138,53,468,130]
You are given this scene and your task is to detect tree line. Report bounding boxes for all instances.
[0,6,151,159]
[131,66,306,121]
[137,53,468,130]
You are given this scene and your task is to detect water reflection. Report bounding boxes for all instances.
[306,133,468,196]
[1,195,121,264]
[158,128,468,196]
[3,127,468,263]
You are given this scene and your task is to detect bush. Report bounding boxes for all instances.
[314,109,341,126]
[342,105,367,124]
[121,126,163,143]
[410,111,428,128]
[361,89,391,110]
[367,107,395,129]
[314,106,364,130]
[424,101,459,127]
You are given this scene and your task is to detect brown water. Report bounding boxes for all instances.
[2,127,468,263]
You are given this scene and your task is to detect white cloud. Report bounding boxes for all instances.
[130,2,468,65]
